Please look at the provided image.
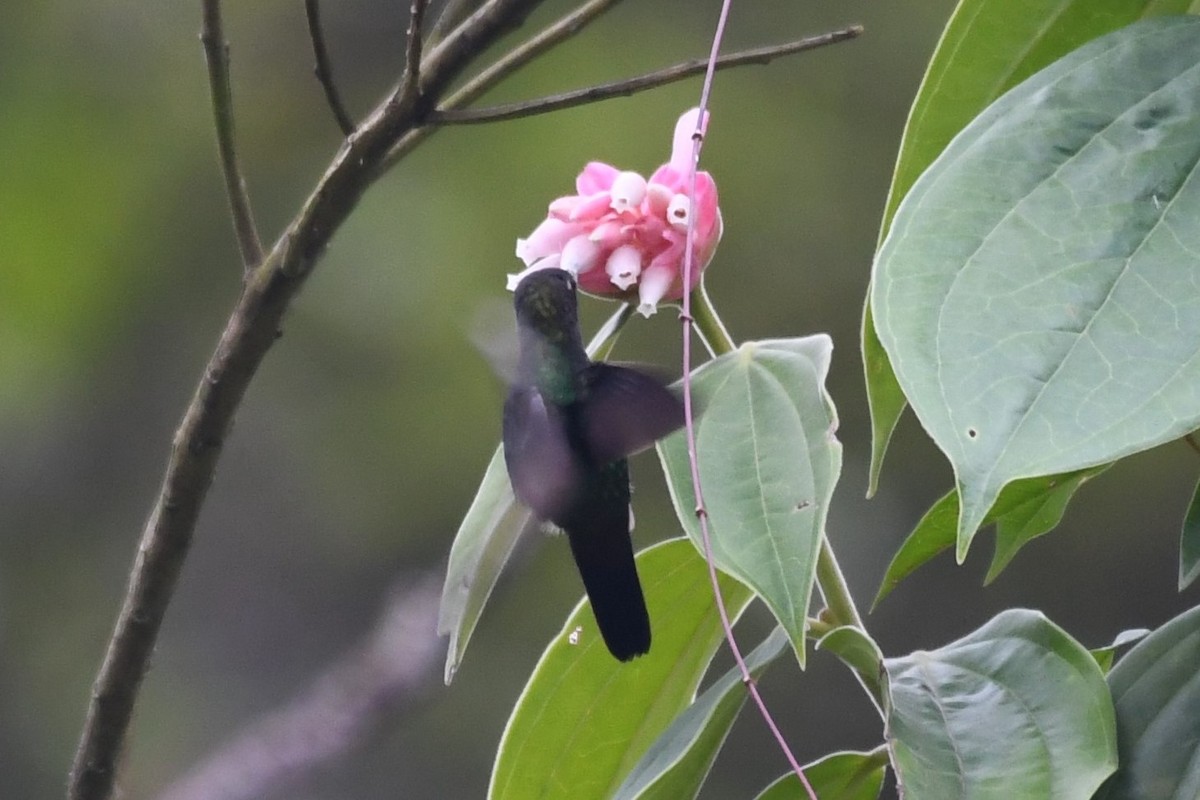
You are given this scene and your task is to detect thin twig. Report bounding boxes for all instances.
[304,0,356,135]
[383,0,626,169]
[398,0,429,107]
[200,0,264,271]
[428,0,483,46]
[69,2,549,798]
[679,5,817,797]
[158,575,442,800]
[429,26,863,125]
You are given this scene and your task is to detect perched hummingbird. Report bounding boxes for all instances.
[503,269,685,661]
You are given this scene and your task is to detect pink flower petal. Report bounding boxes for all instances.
[637,265,675,317]
[516,218,586,265]
[569,191,615,221]
[588,220,626,249]
[605,244,643,291]
[609,171,647,214]
[576,161,620,195]
[669,108,708,173]
[560,234,602,275]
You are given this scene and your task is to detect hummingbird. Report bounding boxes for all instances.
[503,268,685,661]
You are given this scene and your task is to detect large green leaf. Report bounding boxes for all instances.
[1095,604,1200,800]
[657,336,842,666]
[872,17,1200,558]
[488,539,753,800]
[612,628,790,800]
[884,609,1117,799]
[864,0,1195,489]
[873,468,1105,606]
[754,749,889,800]
[438,305,631,682]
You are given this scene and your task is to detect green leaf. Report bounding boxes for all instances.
[439,305,632,682]
[437,445,534,684]
[986,465,1109,582]
[612,628,790,800]
[1180,471,1200,589]
[884,609,1117,800]
[863,305,906,497]
[816,626,886,713]
[1094,604,1200,800]
[864,0,1191,493]
[754,750,888,800]
[873,468,1104,607]
[1090,628,1151,674]
[488,539,753,800]
[871,17,1200,558]
[657,336,842,666]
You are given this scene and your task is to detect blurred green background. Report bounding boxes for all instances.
[3,1,1198,797]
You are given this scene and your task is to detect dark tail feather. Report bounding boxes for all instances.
[565,526,651,661]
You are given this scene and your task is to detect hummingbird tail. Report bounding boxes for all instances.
[565,525,651,661]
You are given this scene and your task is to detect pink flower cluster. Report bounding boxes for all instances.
[508,109,723,317]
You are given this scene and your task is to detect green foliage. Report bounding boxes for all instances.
[612,628,790,800]
[1180,472,1200,589]
[754,750,888,800]
[864,0,1191,490]
[1095,605,1200,799]
[874,467,1106,605]
[872,16,1200,557]
[884,610,1117,799]
[657,336,841,666]
[488,540,753,800]
[447,7,1200,799]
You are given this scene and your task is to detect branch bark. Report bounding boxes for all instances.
[201,0,264,269]
[304,0,356,135]
[429,26,864,125]
[68,2,548,797]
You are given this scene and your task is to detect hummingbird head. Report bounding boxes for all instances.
[512,268,581,339]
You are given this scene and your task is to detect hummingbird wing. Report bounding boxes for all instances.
[577,363,686,467]
[560,459,651,661]
[502,386,582,521]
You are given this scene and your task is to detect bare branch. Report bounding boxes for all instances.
[304,0,356,136]
[397,0,429,108]
[157,575,442,800]
[68,2,550,798]
[430,26,864,125]
[200,0,264,270]
[383,0,627,169]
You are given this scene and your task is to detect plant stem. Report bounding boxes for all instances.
[429,27,863,125]
[304,0,356,135]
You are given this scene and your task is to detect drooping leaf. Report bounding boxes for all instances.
[1179,471,1200,589]
[1090,627,1152,674]
[872,17,1200,558]
[439,305,631,682]
[488,539,753,800]
[658,336,842,665]
[986,466,1109,581]
[884,609,1117,799]
[816,625,886,713]
[864,0,1196,491]
[1094,604,1200,800]
[754,750,889,800]
[873,468,1104,606]
[438,445,534,684]
[612,628,790,800]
